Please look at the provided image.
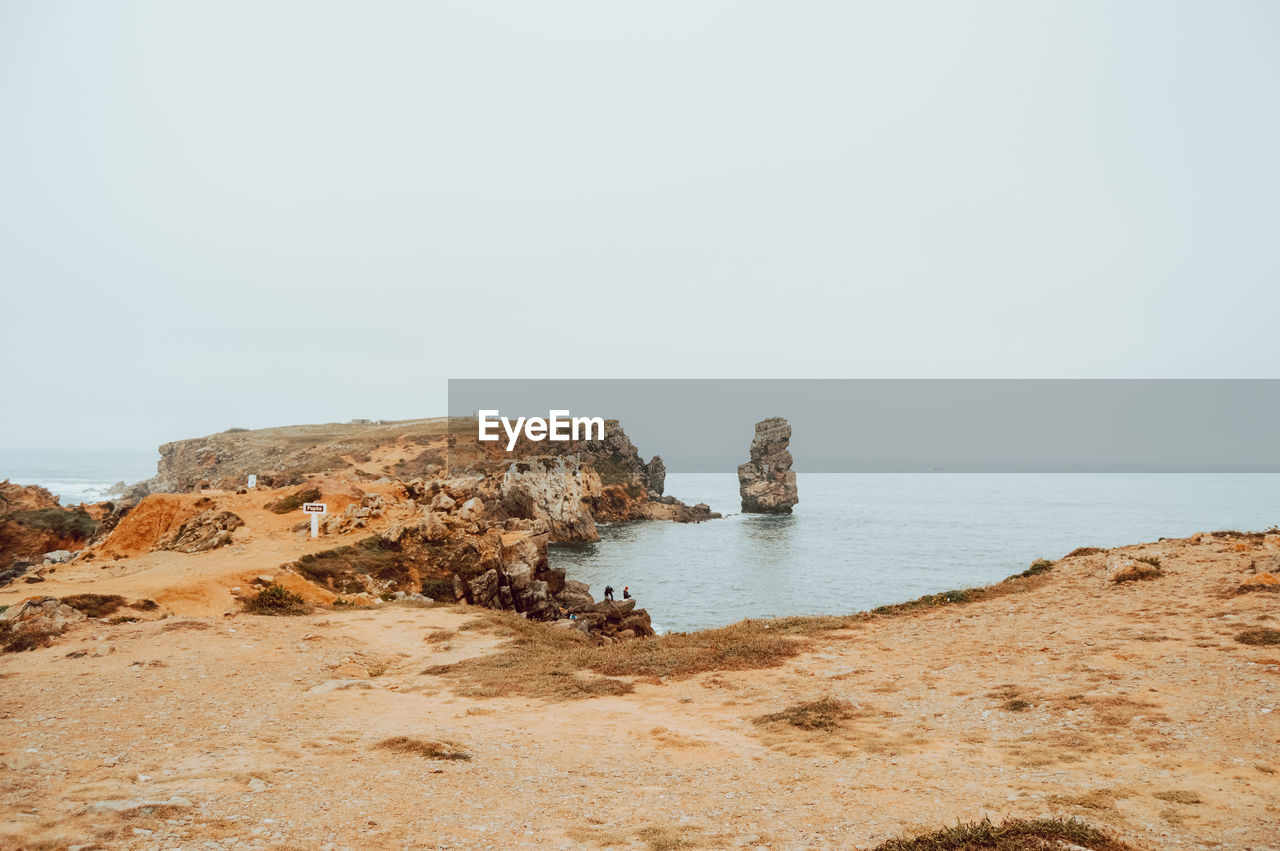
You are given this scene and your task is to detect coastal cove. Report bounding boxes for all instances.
[552,472,1280,633]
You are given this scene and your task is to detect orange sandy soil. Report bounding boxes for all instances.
[2,533,1279,849]
[0,479,410,617]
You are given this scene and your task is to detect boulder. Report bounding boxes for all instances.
[738,417,799,514]
[618,610,655,637]
[563,579,591,596]
[0,596,86,637]
[506,563,533,591]
[421,512,450,543]
[458,498,485,523]
[430,492,456,513]
[555,590,595,613]
[544,565,567,595]
[591,598,636,616]
[467,569,500,606]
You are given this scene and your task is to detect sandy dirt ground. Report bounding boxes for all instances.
[2,533,1279,849]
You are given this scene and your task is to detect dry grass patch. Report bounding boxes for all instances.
[1153,789,1202,805]
[428,612,811,700]
[636,824,716,850]
[1235,627,1280,646]
[375,735,471,761]
[160,619,213,631]
[1,626,59,653]
[118,803,192,820]
[1049,788,1131,811]
[752,696,913,756]
[60,593,127,618]
[872,816,1135,850]
[755,698,856,730]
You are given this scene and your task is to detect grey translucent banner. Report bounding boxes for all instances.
[447,379,1280,472]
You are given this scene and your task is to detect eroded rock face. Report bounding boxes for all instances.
[499,456,601,542]
[738,417,799,514]
[154,510,244,554]
[643,455,666,496]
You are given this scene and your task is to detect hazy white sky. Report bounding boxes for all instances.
[2,1,1278,450]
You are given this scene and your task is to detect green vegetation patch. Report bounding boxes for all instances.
[8,507,97,539]
[1019,558,1055,578]
[295,536,409,593]
[264,488,321,514]
[244,583,308,615]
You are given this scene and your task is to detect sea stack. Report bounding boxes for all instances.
[738,417,798,514]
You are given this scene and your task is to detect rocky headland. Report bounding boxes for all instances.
[0,417,718,642]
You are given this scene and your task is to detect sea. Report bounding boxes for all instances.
[4,451,1278,635]
[0,449,157,505]
[551,472,1280,634]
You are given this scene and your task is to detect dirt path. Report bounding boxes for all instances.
[2,533,1278,849]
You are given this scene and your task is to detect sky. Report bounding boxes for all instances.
[2,1,1278,451]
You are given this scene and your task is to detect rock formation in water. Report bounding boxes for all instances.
[738,417,799,514]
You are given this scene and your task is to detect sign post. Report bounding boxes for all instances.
[302,502,327,538]
[248,474,257,489]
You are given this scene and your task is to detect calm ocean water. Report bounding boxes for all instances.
[5,452,1278,635]
[551,473,1280,633]
[0,449,157,504]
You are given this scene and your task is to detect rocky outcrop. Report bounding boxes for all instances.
[0,481,99,571]
[738,417,799,514]
[499,456,601,542]
[1,596,86,649]
[548,587,656,640]
[154,510,244,553]
[644,456,666,496]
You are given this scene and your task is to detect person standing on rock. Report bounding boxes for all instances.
[622,586,631,600]
[604,585,615,601]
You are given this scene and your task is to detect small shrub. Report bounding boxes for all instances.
[244,583,308,615]
[265,488,321,515]
[1135,555,1162,568]
[108,615,139,624]
[376,736,470,760]
[61,594,127,618]
[420,578,455,600]
[1153,790,1202,805]
[129,599,159,611]
[1065,546,1105,558]
[1235,627,1280,646]
[1020,558,1054,578]
[1003,699,1033,712]
[2,626,58,653]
